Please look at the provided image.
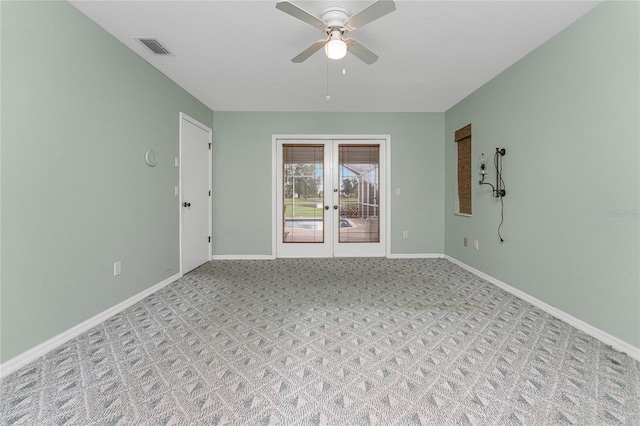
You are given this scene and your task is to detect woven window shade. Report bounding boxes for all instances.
[455,124,472,215]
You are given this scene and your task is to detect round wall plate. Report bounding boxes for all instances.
[145,150,158,167]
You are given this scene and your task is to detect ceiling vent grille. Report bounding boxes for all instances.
[137,38,172,55]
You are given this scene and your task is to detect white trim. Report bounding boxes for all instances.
[209,124,213,262]
[0,273,181,379]
[211,255,275,260]
[453,212,472,217]
[385,138,392,258]
[179,112,213,273]
[387,253,444,259]
[271,136,278,259]
[273,134,391,141]
[444,255,640,362]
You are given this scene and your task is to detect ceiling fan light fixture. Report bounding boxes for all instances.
[277,0,396,64]
[325,31,347,60]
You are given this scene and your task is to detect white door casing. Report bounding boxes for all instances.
[274,135,389,258]
[180,113,212,274]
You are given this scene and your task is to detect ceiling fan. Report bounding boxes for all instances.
[276,0,396,65]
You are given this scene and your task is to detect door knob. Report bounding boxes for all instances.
[324,206,329,210]
[183,202,191,207]
[333,205,338,210]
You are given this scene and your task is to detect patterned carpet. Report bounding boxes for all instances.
[1,258,639,425]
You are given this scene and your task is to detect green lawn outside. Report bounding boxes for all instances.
[284,198,357,218]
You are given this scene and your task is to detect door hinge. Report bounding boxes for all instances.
[208,236,211,243]
[208,143,212,150]
[208,190,211,197]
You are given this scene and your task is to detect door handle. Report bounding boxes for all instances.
[333,205,338,210]
[324,206,329,210]
[183,202,191,207]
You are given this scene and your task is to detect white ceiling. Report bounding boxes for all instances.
[69,0,601,112]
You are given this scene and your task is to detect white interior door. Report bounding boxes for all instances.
[276,137,386,258]
[180,113,212,273]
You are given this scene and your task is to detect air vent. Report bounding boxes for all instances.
[137,38,172,55]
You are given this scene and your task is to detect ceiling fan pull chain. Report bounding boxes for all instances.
[325,55,331,101]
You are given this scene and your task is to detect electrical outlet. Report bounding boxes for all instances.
[113,261,122,276]
[464,237,468,247]
[402,231,408,239]
[474,240,479,250]
[395,188,401,196]
[174,157,179,168]
[175,186,179,196]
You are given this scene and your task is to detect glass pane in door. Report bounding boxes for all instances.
[338,145,380,243]
[283,145,324,243]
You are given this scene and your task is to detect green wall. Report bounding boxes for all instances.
[0,1,212,362]
[212,112,444,256]
[444,1,640,347]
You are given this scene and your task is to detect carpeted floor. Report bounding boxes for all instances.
[1,258,639,425]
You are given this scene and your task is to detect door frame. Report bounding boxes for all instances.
[272,134,391,258]
[179,112,213,274]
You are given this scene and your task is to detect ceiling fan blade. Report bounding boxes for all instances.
[345,39,379,65]
[344,0,396,31]
[276,1,326,30]
[291,39,328,63]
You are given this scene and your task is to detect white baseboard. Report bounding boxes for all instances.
[0,272,182,379]
[387,253,445,259]
[211,254,445,260]
[4,257,637,379]
[444,255,640,362]
[211,255,275,260]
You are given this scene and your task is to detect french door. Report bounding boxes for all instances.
[276,137,386,258]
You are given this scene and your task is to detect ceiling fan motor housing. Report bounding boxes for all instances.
[321,7,349,30]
